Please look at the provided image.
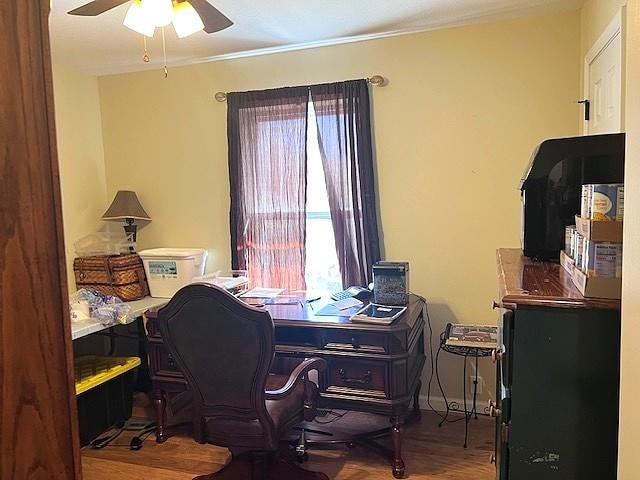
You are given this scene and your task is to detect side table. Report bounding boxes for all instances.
[436,324,494,448]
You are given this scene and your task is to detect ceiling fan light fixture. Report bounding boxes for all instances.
[123,0,155,37]
[172,1,204,38]
[140,0,173,27]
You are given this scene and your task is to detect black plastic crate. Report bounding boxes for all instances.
[74,356,140,446]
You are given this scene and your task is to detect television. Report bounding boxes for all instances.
[520,133,625,261]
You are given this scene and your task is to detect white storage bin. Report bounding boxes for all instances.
[138,248,207,298]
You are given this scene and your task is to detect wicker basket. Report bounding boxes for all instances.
[73,254,150,301]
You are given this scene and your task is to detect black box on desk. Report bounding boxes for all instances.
[75,356,140,446]
[373,261,409,305]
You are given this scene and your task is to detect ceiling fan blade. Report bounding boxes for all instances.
[68,0,130,16]
[189,0,233,34]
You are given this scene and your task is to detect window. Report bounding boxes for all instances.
[305,102,342,292]
[227,80,380,291]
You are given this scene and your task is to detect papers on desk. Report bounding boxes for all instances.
[213,276,249,290]
[315,297,363,316]
[240,287,284,299]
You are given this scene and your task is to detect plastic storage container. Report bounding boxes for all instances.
[138,248,207,298]
[75,355,141,446]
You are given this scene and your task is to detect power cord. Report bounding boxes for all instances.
[91,425,156,450]
[408,292,444,421]
[104,426,157,450]
[411,292,473,425]
[90,422,125,449]
[435,340,469,424]
[425,304,449,422]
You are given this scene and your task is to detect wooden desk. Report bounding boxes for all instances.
[145,294,426,478]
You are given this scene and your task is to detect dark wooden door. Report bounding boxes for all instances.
[0,2,82,479]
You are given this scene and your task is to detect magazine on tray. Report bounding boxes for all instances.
[444,324,498,349]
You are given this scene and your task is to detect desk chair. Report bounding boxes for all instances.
[157,283,328,480]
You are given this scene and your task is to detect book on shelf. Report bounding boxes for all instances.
[445,324,498,349]
[349,303,407,325]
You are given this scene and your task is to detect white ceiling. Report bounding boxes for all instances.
[50,0,584,76]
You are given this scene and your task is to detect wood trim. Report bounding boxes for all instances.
[585,9,623,66]
[0,2,82,479]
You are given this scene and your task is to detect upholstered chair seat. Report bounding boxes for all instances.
[157,283,328,480]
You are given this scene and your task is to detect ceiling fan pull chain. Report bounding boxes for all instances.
[143,35,150,63]
[162,27,168,78]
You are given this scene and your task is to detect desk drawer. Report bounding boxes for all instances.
[325,358,387,398]
[322,331,387,354]
[275,326,318,348]
[148,342,184,378]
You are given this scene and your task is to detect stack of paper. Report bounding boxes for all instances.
[240,287,284,299]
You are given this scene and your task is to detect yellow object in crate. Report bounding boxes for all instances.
[74,355,141,395]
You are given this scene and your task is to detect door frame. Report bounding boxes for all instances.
[583,9,624,134]
[0,2,82,479]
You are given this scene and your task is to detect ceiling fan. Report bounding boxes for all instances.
[68,0,233,35]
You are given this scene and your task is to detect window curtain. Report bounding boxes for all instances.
[227,87,309,290]
[310,80,381,287]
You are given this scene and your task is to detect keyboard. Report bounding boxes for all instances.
[331,290,354,301]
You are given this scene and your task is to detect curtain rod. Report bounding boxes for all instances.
[213,75,386,102]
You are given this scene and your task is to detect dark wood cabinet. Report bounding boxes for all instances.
[494,249,620,480]
[145,294,426,478]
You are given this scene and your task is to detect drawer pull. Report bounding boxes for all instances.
[488,400,501,418]
[167,354,177,368]
[338,368,371,385]
[351,337,360,349]
[492,348,503,363]
[492,301,517,310]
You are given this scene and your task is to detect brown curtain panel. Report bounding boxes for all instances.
[310,80,381,286]
[227,87,309,290]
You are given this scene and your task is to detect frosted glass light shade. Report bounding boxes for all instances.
[123,0,155,37]
[141,0,173,27]
[172,1,204,38]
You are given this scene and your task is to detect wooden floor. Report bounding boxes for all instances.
[81,396,495,480]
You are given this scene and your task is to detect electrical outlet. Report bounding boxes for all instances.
[469,375,484,395]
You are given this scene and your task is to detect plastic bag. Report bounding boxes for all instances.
[69,288,133,326]
[74,232,131,257]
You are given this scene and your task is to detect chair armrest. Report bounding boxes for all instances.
[265,357,326,400]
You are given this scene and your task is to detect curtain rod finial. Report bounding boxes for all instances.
[367,75,386,87]
[214,92,227,102]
